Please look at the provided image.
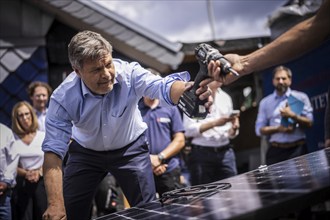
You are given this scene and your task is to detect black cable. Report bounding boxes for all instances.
[160,182,231,204]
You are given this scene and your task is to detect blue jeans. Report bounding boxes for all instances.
[0,192,12,220]
[188,144,237,185]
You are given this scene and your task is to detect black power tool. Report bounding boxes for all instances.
[178,43,239,119]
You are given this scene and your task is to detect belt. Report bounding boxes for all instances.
[191,144,230,153]
[270,139,305,148]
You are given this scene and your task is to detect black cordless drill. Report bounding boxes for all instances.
[178,43,239,119]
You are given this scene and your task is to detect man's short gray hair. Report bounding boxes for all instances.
[68,30,113,70]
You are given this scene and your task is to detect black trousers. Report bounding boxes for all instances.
[266,142,308,165]
[11,176,47,220]
[64,134,156,220]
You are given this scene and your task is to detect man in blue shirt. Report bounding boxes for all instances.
[139,96,185,197]
[41,30,220,220]
[255,66,313,165]
[28,81,53,132]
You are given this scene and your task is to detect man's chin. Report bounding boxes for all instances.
[276,87,287,93]
[99,85,113,95]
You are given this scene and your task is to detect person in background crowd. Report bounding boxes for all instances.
[28,81,53,132]
[183,81,240,185]
[41,30,220,220]
[0,123,19,220]
[139,93,185,197]
[11,101,47,220]
[222,0,330,84]
[255,66,313,165]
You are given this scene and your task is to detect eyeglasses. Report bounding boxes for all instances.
[17,112,31,118]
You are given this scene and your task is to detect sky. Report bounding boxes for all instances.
[93,0,288,43]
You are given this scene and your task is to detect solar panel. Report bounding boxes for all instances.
[94,148,330,219]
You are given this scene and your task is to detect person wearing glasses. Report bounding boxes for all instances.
[11,101,47,220]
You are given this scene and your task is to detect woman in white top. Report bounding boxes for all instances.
[11,101,47,220]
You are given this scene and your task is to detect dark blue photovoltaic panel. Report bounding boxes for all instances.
[95,148,330,220]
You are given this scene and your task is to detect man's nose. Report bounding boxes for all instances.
[101,68,111,77]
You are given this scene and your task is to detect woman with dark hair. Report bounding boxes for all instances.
[11,101,47,220]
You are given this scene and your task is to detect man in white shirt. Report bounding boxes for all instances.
[183,81,240,185]
[0,123,19,220]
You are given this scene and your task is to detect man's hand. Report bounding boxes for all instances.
[150,154,162,169]
[231,116,240,130]
[26,169,40,183]
[0,182,8,195]
[42,204,66,220]
[207,60,221,81]
[280,105,296,119]
[277,125,294,133]
[153,164,168,176]
[195,78,214,110]
[208,55,245,85]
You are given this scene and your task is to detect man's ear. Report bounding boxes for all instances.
[74,68,81,77]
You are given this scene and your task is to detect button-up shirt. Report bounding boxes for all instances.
[0,123,19,188]
[255,88,313,143]
[183,88,238,147]
[42,59,190,159]
[35,108,47,132]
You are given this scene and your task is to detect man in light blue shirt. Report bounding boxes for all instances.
[28,81,53,132]
[42,30,220,220]
[255,66,313,165]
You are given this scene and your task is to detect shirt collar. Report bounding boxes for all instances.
[81,79,92,97]
[34,108,47,116]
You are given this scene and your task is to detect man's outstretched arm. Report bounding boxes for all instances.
[225,0,330,81]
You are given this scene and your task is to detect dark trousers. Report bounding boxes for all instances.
[11,176,47,220]
[154,167,182,197]
[266,142,308,165]
[64,134,156,220]
[188,144,237,186]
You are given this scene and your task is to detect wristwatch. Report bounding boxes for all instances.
[157,153,165,164]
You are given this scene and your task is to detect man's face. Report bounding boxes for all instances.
[75,54,116,95]
[273,70,291,94]
[31,86,49,112]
